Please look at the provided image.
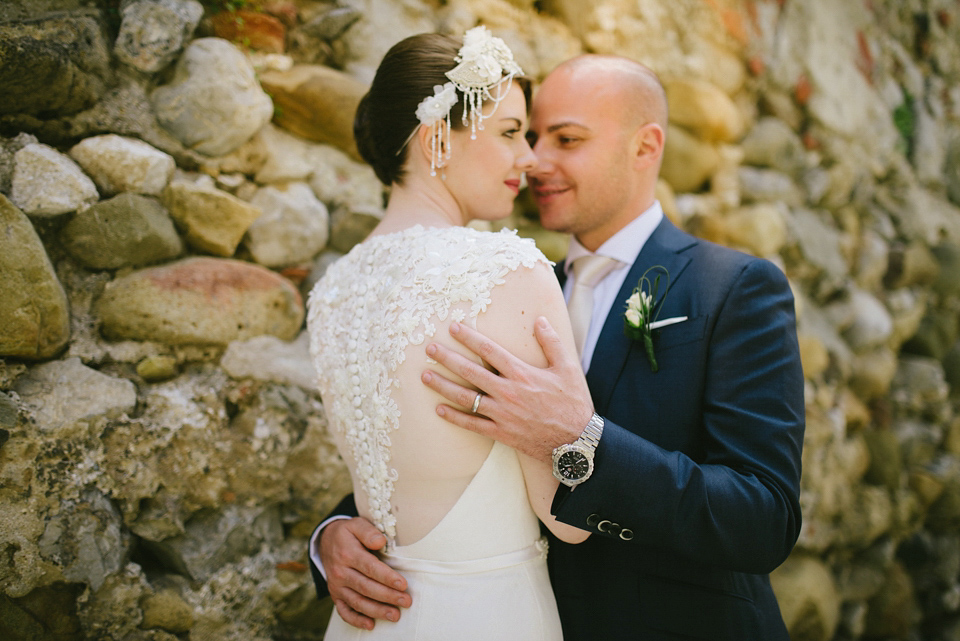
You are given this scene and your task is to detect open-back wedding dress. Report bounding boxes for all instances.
[308,225,563,640]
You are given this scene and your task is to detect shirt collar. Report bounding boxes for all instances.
[564,201,664,277]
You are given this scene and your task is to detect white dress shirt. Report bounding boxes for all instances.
[563,202,663,373]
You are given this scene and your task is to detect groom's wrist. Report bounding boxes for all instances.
[551,413,604,489]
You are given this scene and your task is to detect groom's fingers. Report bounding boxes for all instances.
[533,316,571,369]
[425,339,502,396]
[322,519,411,628]
[448,322,522,377]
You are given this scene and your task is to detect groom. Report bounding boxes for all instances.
[311,55,805,640]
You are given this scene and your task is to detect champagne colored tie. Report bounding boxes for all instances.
[567,255,619,357]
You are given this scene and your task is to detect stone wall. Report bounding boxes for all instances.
[1,1,959,640]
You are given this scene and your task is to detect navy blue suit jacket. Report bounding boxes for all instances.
[547,216,804,640]
[309,217,804,640]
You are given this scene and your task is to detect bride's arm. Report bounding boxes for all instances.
[477,261,590,544]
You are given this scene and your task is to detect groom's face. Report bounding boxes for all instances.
[525,65,637,251]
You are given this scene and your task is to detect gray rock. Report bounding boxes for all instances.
[786,207,849,297]
[68,134,176,196]
[0,194,70,359]
[10,143,99,216]
[114,0,204,73]
[142,504,282,581]
[96,257,305,346]
[842,287,894,353]
[38,489,127,591]
[738,167,804,205]
[891,356,949,415]
[221,331,314,390]
[151,38,273,156]
[0,391,17,430]
[59,193,183,270]
[245,182,329,268]
[300,6,363,41]
[0,132,38,195]
[0,12,112,117]
[740,117,807,174]
[14,357,137,432]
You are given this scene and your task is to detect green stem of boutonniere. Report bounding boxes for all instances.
[623,265,671,373]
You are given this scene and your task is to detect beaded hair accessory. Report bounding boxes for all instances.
[404,26,524,176]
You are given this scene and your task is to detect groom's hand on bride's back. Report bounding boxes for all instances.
[319,517,412,629]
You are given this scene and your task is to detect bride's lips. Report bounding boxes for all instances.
[504,179,521,194]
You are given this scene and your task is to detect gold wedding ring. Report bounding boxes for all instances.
[471,392,483,414]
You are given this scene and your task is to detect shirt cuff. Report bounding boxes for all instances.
[309,514,352,581]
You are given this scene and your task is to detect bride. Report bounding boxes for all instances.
[307,26,589,640]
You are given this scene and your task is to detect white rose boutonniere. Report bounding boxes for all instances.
[623,266,686,372]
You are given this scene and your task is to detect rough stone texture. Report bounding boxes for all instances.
[140,588,195,633]
[0,12,112,117]
[770,554,841,641]
[10,142,99,216]
[306,142,384,211]
[14,357,137,432]
[221,331,315,390]
[1,0,960,639]
[722,202,788,257]
[666,78,745,144]
[163,175,262,257]
[245,182,329,268]
[59,193,184,270]
[151,38,274,157]
[37,488,128,591]
[96,257,305,345]
[68,134,176,197]
[660,124,721,193]
[0,195,71,360]
[114,0,204,73]
[251,123,316,184]
[740,116,807,175]
[212,8,287,54]
[258,64,368,160]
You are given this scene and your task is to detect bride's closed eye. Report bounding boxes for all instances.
[502,128,522,139]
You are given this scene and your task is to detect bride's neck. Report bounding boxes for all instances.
[374,175,466,234]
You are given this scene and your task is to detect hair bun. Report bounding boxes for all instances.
[353,92,382,174]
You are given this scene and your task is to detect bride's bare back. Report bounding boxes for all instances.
[309,225,582,550]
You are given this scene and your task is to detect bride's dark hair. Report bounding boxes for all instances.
[354,32,531,186]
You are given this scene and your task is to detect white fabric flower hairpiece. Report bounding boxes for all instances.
[404,26,524,176]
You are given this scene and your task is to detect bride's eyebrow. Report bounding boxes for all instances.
[499,117,523,128]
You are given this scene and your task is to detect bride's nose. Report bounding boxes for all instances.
[516,141,537,172]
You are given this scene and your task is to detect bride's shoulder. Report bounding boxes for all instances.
[463,227,553,267]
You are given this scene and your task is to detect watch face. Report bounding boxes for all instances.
[556,450,590,480]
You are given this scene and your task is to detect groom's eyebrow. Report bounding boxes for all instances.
[546,122,589,133]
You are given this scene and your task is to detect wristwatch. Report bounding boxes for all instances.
[552,413,604,489]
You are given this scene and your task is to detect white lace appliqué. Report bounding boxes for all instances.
[307,226,549,546]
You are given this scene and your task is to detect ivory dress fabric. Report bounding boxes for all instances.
[308,225,563,640]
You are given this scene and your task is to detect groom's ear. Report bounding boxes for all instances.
[631,122,664,169]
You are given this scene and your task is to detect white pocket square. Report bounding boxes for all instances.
[649,316,688,330]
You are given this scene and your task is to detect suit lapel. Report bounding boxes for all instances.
[586,217,696,413]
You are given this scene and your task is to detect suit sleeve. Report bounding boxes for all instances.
[551,258,805,574]
[308,493,360,599]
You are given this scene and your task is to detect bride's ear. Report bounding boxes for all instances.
[415,121,449,168]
